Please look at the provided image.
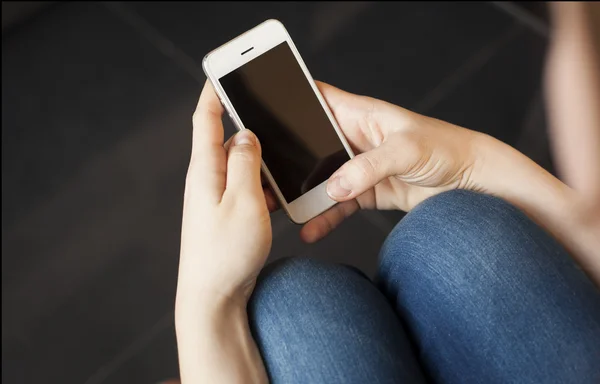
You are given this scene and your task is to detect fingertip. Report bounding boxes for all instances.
[326,176,353,201]
[315,80,327,90]
[233,130,256,146]
[264,187,278,213]
[301,200,359,243]
[197,80,222,112]
[225,131,263,198]
[232,130,261,151]
[300,222,321,243]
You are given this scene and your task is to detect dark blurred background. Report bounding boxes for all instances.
[2,2,552,383]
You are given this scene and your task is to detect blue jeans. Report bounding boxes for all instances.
[249,191,600,383]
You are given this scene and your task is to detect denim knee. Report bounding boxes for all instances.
[378,189,572,299]
[376,191,600,384]
[251,257,360,302]
[377,189,597,340]
[250,257,354,333]
[248,257,370,331]
[248,257,427,383]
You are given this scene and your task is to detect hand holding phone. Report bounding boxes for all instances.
[203,20,355,224]
[202,20,483,244]
[177,83,270,383]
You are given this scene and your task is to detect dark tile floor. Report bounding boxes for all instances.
[2,2,550,383]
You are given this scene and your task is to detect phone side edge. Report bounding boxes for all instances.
[203,41,299,225]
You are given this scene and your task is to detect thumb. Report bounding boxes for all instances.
[225,130,263,198]
[326,139,411,201]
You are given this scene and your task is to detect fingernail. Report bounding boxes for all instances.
[234,131,254,146]
[327,176,352,198]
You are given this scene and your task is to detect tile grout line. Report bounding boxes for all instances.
[98,7,536,365]
[100,1,526,237]
[413,22,523,115]
[101,0,524,238]
[86,6,302,382]
[490,1,549,38]
[76,8,539,384]
[102,1,205,84]
[99,1,399,239]
[81,6,207,381]
[102,0,309,241]
[81,5,280,383]
[83,311,175,384]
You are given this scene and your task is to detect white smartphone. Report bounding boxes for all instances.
[203,19,355,224]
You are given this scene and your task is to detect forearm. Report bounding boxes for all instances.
[175,295,268,384]
[470,2,600,286]
[473,133,600,286]
[545,2,600,200]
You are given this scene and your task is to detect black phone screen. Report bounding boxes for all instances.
[219,42,350,202]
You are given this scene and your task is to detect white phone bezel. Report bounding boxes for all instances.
[202,19,354,224]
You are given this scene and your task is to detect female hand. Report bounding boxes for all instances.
[177,81,273,309]
[176,81,270,383]
[301,82,484,242]
[301,81,598,287]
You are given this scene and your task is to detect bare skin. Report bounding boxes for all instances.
[301,80,598,285]
[175,3,600,383]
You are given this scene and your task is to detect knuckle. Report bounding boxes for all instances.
[390,131,427,164]
[229,146,257,163]
[399,130,426,154]
[352,154,379,181]
[192,105,215,127]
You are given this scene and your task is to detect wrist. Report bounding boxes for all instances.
[472,132,572,203]
[470,132,584,241]
[175,292,267,384]
[175,287,247,332]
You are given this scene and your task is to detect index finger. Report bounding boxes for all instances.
[187,81,226,202]
[192,81,225,157]
[300,200,359,243]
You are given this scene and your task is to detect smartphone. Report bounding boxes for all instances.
[203,19,354,224]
